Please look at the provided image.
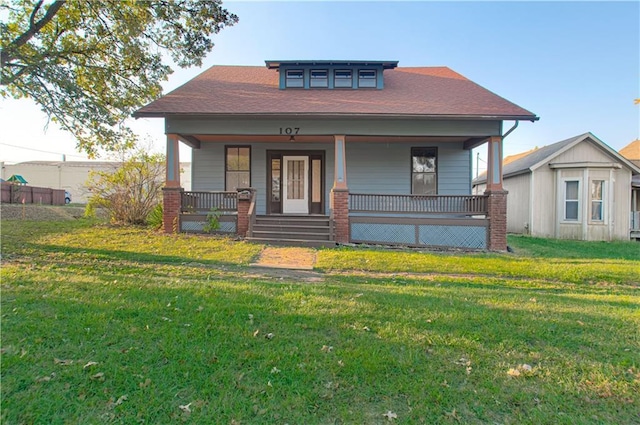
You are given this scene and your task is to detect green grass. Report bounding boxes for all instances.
[2,220,639,424]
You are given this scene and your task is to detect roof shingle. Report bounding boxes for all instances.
[134,65,537,119]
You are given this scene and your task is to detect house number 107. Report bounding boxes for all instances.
[279,127,300,135]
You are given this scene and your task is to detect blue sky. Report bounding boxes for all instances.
[1,1,638,172]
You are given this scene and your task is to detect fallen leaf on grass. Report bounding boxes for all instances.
[83,361,98,369]
[115,395,128,406]
[270,367,281,374]
[265,333,274,339]
[91,372,105,381]
[36,372,56,383]
[507,364,533,377]
[253,329,260,337]
[179,402,192,414]
[139,378,151,388]
[382,410,398,421]
[321,345,333,353]
[444,408,460,421]
[54,358,73,366]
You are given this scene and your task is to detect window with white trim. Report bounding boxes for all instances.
[310,70,328,88]
[591,180,604,221]
[358,69,376,88]
[285,70,304,88]
[564,180,580,221]
[411,147,437,195]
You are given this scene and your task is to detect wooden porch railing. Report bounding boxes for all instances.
[181,191,238,213]
[349,193,488,215]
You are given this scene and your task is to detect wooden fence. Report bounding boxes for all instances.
[1,183,65,205]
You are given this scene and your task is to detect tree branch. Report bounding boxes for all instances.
[1,0,66,67]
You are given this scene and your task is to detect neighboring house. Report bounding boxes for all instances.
[473,133,640,241]
[0,161,192,203]
[619,139,640,239]
[134,60,538,250]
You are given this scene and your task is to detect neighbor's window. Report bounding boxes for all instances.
[564,180,580,221]
[411,147,437,195]
[310,70,328,88]
[591,180,604,221]
[358,69,376,88]
[285,69,304,88]
[226,146,250,191]
[334,70,353,88]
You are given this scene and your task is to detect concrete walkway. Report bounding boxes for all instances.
[251,246,317,270]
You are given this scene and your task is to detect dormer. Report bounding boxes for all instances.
[265,60,398,90]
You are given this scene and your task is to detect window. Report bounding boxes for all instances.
[334,70,352,88]
[591,180,604,221]
[226,146,250,191]
[358,69,376,88]
[411,148,437,195]
[285,70,304,88]
[310,70,328,88]
[564,180,579,221]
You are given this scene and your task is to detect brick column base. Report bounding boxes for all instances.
[236,189,254,238]
[162,187,183,234]
[485,189,508,251]
[331,188,349,243]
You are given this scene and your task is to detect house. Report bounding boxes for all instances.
[134,60,538,250]
[473,133,640,241]
[619,139,640,239]
[0,161,192,203]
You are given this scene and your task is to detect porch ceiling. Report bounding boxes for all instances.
[179,134,476,147]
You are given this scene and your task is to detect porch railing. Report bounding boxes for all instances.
[349,193,488,215]
[181,191,238,213]
[631,211,640,230]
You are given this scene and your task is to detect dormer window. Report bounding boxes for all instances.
[334,70,352,88]
[358,70,377,88]
[310,70,328,88]
[285,70,304,88]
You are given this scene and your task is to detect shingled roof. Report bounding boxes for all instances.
[134,65,537,119]
[474,132,640,185]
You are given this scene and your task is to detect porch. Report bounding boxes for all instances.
[175,189,491,249]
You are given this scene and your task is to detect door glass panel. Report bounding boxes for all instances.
[271,159,280,201]
[287,160,304,200]
[312,159,321,203]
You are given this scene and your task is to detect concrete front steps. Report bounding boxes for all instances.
[246,215,336,247]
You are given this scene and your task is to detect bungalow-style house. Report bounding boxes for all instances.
[473,132,640,241]
[134,60,538,250]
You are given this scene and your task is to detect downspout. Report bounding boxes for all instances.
[502,120,519,139]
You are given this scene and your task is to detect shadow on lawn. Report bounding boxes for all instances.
[3,261,638,424]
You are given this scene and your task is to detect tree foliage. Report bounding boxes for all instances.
[1,0,238,156]
[85,148,165,225]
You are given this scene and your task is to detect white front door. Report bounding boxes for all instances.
[283,156,309,214]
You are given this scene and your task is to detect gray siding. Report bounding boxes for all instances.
[193,140,471,214]
[346,141,471,195]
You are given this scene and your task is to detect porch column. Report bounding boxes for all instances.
[162,134,182,234]
[331,134,349,243]
[236,188,254,238]
[484,136,508,251]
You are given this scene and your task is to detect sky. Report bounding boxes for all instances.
[1,0,638,175]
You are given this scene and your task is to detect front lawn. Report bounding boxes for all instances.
[2,220,639,424]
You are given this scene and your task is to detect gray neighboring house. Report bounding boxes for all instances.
[474,132,640,241]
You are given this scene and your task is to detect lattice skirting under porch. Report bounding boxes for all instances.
[179,213,237,234]
[350,216,488,249]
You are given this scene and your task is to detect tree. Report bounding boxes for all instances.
[1,0,238,156]
[85,147,165,225]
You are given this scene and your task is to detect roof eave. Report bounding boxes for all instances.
[133,111,539,121]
